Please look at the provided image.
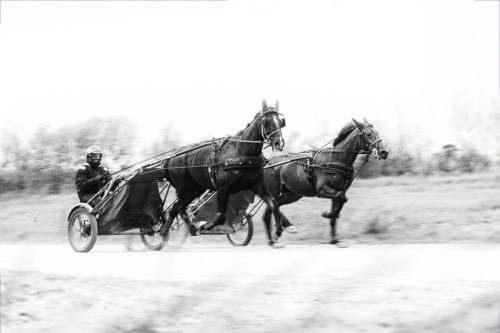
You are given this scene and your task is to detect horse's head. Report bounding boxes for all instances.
[352,118,389,160]
[260,100,286,151]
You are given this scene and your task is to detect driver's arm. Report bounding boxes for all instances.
[75,168,103,192]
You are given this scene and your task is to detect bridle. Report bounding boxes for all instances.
[260,110,284,142]
[222,108,285,155]
[359,125,382,159]
[230,109,284,145]
[311,123,382,162]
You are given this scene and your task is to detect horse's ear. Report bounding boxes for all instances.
[274,101,279,111]
[262,100,268,112]
[352,118,365,132]
[363,117,369,124]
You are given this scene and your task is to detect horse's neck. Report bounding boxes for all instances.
[232,118,264,156]
[327,130,362,165]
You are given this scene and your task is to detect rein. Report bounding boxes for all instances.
[158,110,284,179]
[312,148,372,160]
[227,138,264,144]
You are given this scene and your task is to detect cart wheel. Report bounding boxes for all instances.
[227,214,254,246]
[68,207,98,253]
[166,216,188,248]
[140,226,167,251]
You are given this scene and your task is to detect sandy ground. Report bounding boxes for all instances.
[1,243,500,333]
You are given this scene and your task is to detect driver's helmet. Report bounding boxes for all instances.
[86,146,104,168]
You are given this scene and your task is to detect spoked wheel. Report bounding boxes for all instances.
[165,216,188,248]
[140,223,167,251]
[68,207,98,253]
[227,214,254,246]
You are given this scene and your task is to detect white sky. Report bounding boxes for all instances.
[0,0,499,155]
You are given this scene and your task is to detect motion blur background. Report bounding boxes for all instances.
[1,2,500,332]
[0,0,499,244]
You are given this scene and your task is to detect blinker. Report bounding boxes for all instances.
[280,118,286,128]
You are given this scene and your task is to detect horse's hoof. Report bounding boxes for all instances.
[334,240,350,248]
[272,242,284,249]
[285,225,299,234]
[330,239,339,245]
[272,233,281,242]
[322,211,335,219]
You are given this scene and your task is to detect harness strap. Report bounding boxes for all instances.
[296,158,355,194]
[221,155,267,170]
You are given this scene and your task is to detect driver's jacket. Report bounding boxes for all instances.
[75,164,111,203]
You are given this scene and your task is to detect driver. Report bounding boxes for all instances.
[75,146,112,204]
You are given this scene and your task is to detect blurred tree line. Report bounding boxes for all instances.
[0,117,180,195]
[0,117,496,196]
[357,143,491,178]
[282,129,494,179]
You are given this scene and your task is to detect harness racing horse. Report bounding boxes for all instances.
[162,100,287,246]
[262,118,388,245]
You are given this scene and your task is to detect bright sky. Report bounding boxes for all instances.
[0,0,499,155]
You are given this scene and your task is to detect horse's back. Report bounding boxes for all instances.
[165,144,214,190]
[267,153,315,197]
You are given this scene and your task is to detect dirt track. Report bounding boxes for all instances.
[1,243,499,332]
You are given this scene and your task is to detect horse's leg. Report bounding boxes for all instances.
[176,187,205,235]
[277,191,302,233]
[280,212,291,228]
[262,205,274,246]
[323,195,347,245]
[261,202,297,244]
[255,181,284,245]
[280,212,299,233]
[161,200,197,237]
[321,191,346,218]
[176,205,195,235]
[268,196,284,241]
[202,188,229,230]
[259,167,284,243]
[263,195,283,245]
[160,201,179,236]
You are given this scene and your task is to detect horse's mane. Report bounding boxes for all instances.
[235,111,261,136]
[333,121,357,146]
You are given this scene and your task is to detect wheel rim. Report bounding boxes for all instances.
[228,219,250,245]
[69,212,94,251]
[166,216,188,247]
[141,224,165,249]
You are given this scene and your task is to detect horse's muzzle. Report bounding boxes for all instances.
[271,137,285,152]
